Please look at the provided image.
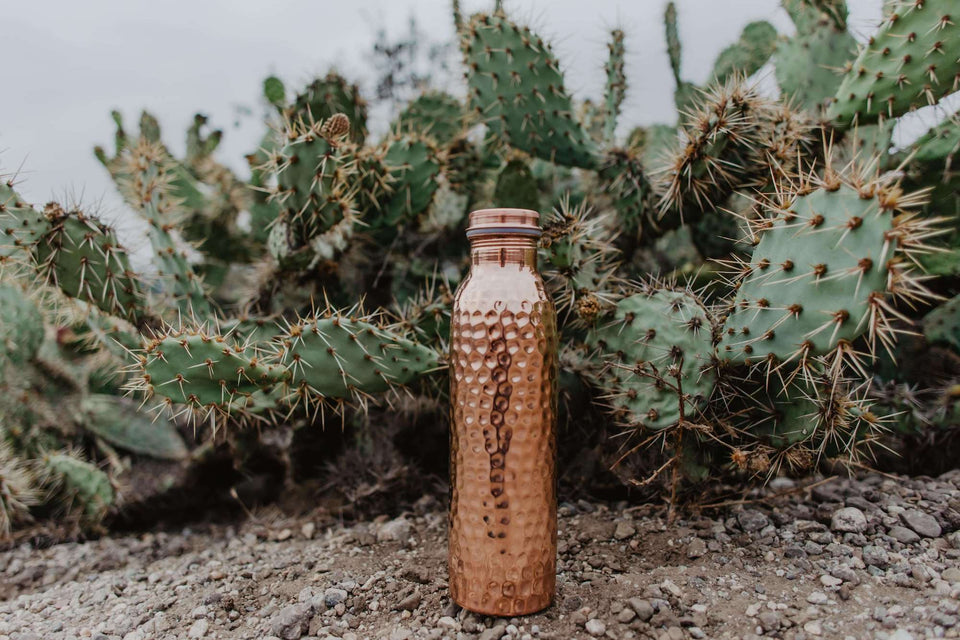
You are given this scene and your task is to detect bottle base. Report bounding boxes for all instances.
[451,592,553,617]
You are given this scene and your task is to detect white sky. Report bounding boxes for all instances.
[4,0,951,224]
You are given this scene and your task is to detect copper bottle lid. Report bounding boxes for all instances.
[465,208,541,238]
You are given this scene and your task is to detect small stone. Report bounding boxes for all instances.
[627,598,654,621]
[275,528,292,541]
[270,603,312,640]
[820,575,842,587]
[617,608,636,623]
[887,526,920,544]
[614,521,636,540]
[806,591,828,605]
[585,619,606,637]
[301,522,316,539]
[324,588,348,607]
[758,611,781,632]
[888,630,914,640]
[389,629,412,640]
[933,613,957,628]
[396,590,421,611]
[862,545,890,569]
[188,619,209,639]
[738,510,769,533]
[900,510,942,538]
[941,567,960,583]
[745,603,761,617]
[803,620,823,636]
[831,507,867,533]
[437,616,459,630]
[687,538,707,559]
[378,517,414,542]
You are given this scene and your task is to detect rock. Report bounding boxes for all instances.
[862,545,890,569]
[803,620,823,636]
[758,611,781,632]
[389,629,412,640]
[377,517,414,542]
[933,613,957,628]
[396,590,421,611]
[188,619,209,639]
[687,538,707,559]
[585,619,606,636]
[478,623,508,640]
[942,567,960,583]
[806,591,828,605]
[627,597,654,621]
[887,526,919,544]
[888,630,914,640]
[737,510,769,533]
[820,575,842,587]
[614,521,636,540]
[270,603,312,640]
[831,507,867,533]
[323,588,348,607]
[900,510,941,538]
[616,608,636,623]
[437,616,458,630]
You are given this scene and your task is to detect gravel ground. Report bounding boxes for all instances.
[2,471,960,640]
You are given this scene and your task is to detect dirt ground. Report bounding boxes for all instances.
[1,472,959,640]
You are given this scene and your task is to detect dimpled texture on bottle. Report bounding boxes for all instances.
[449,208,558,616]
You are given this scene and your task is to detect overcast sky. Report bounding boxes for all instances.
[3,0,952,222]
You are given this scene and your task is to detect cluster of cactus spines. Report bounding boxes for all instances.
[775,0,857,111]
[461,13,599,169]
[0,283,44,372]
[0,442,37,535]
[540,200,622,326]
[586,284,717,433]
[598,147,653,237]
[118,140,212,320]
[717,158,943,377]
[0,178,49,270]
[284,72,368,144]
[827,0,960,127]
[33,203,141,321]
[394,91,466,147]
[603,29,627,146]
[654,78,776,222]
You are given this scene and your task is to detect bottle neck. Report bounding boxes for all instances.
[469,235,539,268]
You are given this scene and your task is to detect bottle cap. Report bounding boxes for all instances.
[465,208,541,238]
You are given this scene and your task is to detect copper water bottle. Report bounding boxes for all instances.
[448,208,558,616]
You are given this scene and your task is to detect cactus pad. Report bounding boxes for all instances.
[587,286,717,432]
[462,13,599,168]
[827,1,960,126]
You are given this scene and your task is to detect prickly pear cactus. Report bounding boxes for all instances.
[0,284,44,368]
[462,13,598,168]
[719,164,939,367]
[586,285,718,432]
[827,0,960,126]
[924,294,960,352]
[287,72,368,143]
[395,91,465,147]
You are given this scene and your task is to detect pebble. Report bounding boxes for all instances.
[831,507,867,533]
[627,597,654,621]
[862,545,890,569]
[188,619,209,639]
[887,526,920,544]
[807,591,828,605]
[377,517,414,542]
[584,619,606,636]
[614,521,636,540]
[942,567,960,583]
[324,588,348,607]
[804,620,823,636]
[687,538,707,559]
[737,510,769,533]
[900,510,942,538]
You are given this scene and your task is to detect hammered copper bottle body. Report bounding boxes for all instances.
[449,209,558,616]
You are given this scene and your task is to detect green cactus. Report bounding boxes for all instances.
[493,157,540,211]
[586,285,718,433]
[827,1,960,126]
[0,179,49,269]
[711,21,778,84]
[664,2,682,88]
[0,283,44,368]
[117,140,212,320]
[377,134,443,228]
[462,13,599,168]
[718,162,941,369]
[287,72,368,144]
[0,442,38,536]
[597,147,652,237]
[394,91,465,147]
[775,0,857,111]
[924,293,960,352]
[80,394,188,460]
[40,450,115,522]
[33,204,142,321]
[603,29,627,146]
